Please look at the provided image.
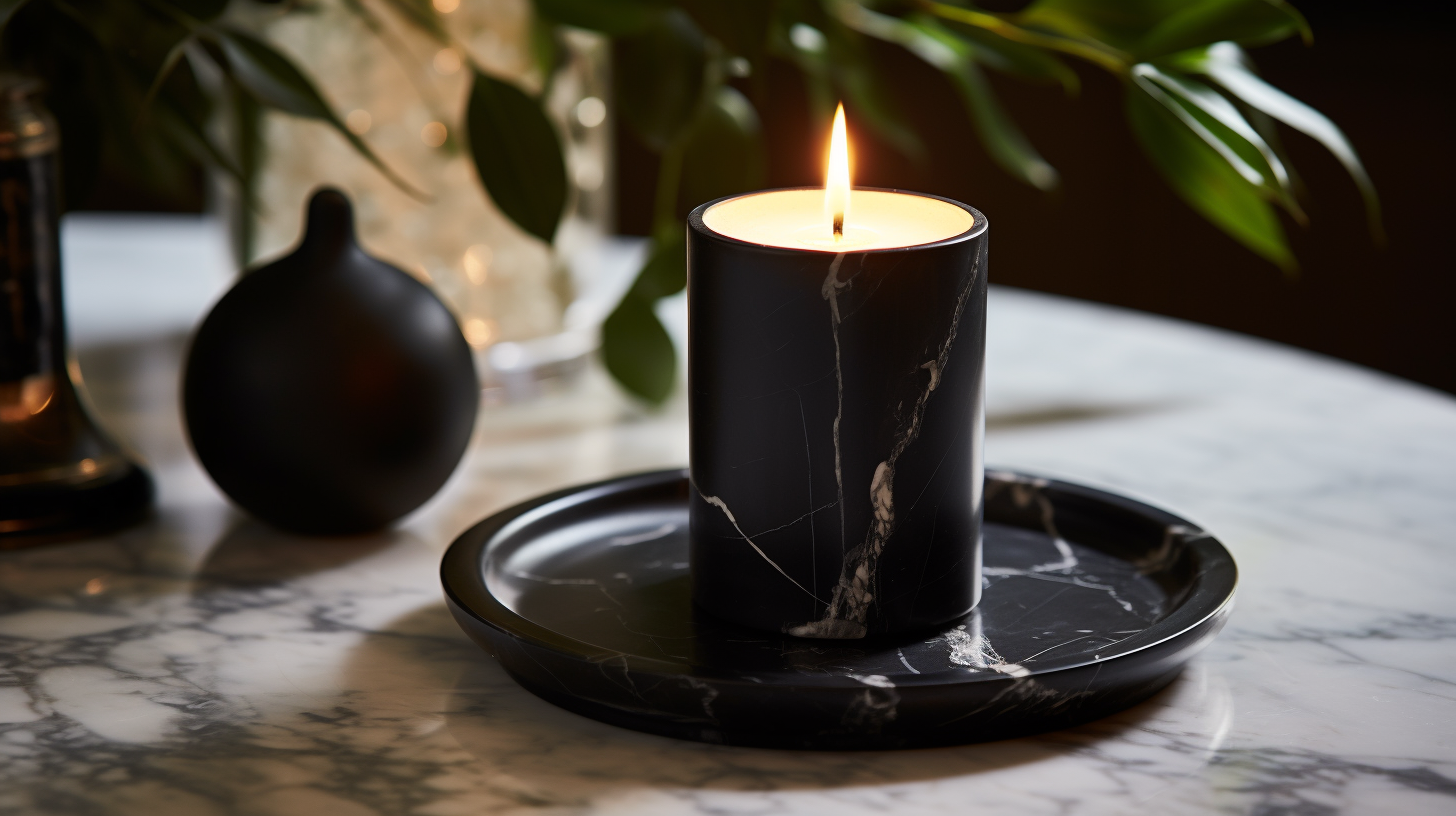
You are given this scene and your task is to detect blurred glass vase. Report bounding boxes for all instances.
[240,0,611,401]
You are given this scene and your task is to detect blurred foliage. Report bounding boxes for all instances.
[0,0,1378,404]
[563,0,1380,402]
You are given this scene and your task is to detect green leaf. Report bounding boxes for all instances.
[617,9,707,150]
[1137,0,1308,58]
[836,6,1056,190]
[215,29,332,117]
[1184,42,1382,242]
[921,0,1129,75]
[1130,64,1263,186]
[604,230,685,402]
[535,0,664,35]
[943,48,1060,191]
[1245,103,1302,196]
[832,1,959,71]
[1126,79,1294,272]
[633,230,687,301]
[1133,63,1302,218]
[213,27,427,200]
[603,294,677,403]
[681,87,767,207]
[932,16,1080,93]
[1022,0,1192,51]
[465,69,568,245]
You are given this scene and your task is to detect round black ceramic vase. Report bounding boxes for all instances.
[688,188,988,638]
[184,189,479,535]
[0,78,153,544]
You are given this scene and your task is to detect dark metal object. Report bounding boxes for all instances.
[686,190,988,638]
[441,469,1237,750]
[183,189,479,534]
[0,77,152,544]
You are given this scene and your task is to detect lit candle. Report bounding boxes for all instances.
[701,105,974,252]
[688,105,988,639]
[826,102,850,240]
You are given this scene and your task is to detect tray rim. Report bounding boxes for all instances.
[442,468,1237,690]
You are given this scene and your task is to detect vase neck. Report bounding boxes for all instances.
[0,80,65,383]
[294,188,359,262]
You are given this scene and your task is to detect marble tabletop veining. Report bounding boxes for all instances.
[1,222,1454,815]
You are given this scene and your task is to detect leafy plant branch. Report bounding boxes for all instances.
[0,0,1381,407]
[568,0,1380,403]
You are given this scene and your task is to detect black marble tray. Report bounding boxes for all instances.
[441,469,1236,750]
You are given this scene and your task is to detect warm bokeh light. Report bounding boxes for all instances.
[433,48,462,75]
[0,373,54,422]
[574,159,604,192]
[575,96,606,128]
[463,318,497,348]
[421,121,447,148]
[344,109,371,135]
[463,244,492,285]
[432,0,459,13]
[825,102,851,241]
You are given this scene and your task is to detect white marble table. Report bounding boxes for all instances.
[1,218,1454,815]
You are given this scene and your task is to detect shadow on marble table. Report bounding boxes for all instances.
[985,400,1180,431]
[343,601,1224,803]
[0,511,401,599]
[194,520,401,586]
[0,513,207,602]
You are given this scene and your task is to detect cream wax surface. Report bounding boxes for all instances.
[702,188,974,252]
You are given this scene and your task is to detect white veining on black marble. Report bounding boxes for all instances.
[682,676,720,722]
[696,489,825,602]
[842,674,899,733]
[1135,523,1208,575]
[897,648,921,674]
[943,620,1030,678]
[821,252,851,562]
[794,245,984,638]
[983,470,1142,616]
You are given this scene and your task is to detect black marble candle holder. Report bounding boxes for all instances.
[440,469,1238,750]
[687,190,988,638]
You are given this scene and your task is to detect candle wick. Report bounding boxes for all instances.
[833,213,843,241]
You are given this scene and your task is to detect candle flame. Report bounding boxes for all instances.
[825,102,850,241]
